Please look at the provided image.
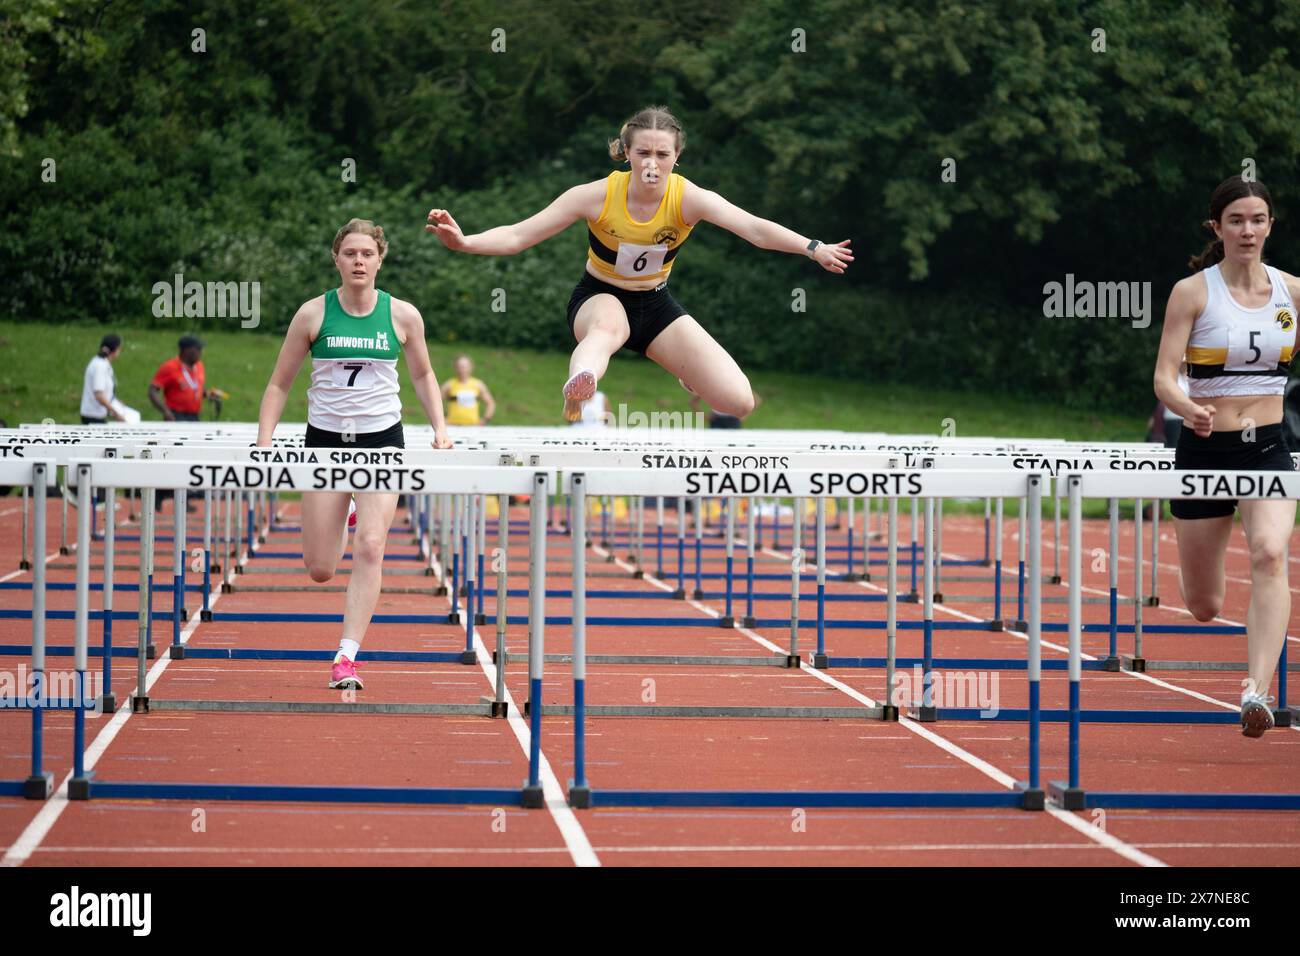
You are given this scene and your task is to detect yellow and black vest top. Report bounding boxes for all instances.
[586,171,694,285]
[445,377,485,426]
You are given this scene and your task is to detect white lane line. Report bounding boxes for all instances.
[1,549,60,583]
[430,552,599,868]
[2,573,227,866]
[593,540,1165,867]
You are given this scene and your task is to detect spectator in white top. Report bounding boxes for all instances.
[80,334,125,424]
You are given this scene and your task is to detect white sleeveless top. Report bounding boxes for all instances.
[1185,264,1296,398]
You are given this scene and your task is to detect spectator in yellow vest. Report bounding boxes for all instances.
[440,355,496,425]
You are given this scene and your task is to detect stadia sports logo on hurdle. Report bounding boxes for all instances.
[890,665,1000,718]
[0,666,106,717]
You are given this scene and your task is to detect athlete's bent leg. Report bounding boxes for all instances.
[570,294,631,380]
[1173,513,1233,622]
[301,491,351,582]
[1238,498,1296,698]
[645,316,755,418]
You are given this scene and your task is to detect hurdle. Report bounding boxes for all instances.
[48,458,548,806]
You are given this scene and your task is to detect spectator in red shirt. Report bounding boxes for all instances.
[149,335,219,421]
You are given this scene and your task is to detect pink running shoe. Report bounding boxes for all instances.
[562,369,597,422]
[347,496,357,529]
[329,656,363,690]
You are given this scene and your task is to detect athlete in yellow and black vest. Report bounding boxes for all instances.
[1154,175,1300,738]
[426,105,854,421]
[441,355,496,426]
[256,219,454,692]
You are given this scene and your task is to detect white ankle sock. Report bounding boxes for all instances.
[335,639,360,664]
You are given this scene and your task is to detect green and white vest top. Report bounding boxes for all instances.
[308,289,402,432]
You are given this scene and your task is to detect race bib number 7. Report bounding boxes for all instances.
[1225,325,1283,371]
[330,361,377,388]
[615,241,668,278]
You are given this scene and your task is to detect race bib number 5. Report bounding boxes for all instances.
[615,241,668,277]
[1225,325,1283,371]
[330,361,377,388]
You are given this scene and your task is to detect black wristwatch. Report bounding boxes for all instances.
[806,239,822,258]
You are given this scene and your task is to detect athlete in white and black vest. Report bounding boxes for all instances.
[257,219,454,690]
[1155,175,1300,737]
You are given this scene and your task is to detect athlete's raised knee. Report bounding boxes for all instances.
[712,386,756,419]
[1185,595,1223,622]
[306,559,336,584]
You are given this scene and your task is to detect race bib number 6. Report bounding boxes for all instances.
[330,361,377,388]
[1225,325,1283,371]
[615,241,668,277]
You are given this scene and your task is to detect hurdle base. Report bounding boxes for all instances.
[1101,656,1122,673]
[741,616,757,629]
[474,613,487,626]
[912,704,938,722]
[458,650,478,666]
[1014,620,1028,633]
[447,612,461,625]
[19,559,31,570]
[1122,655,1147,673]
[1145,596,1161,607]
[1048,780,1086,811]
[840,572,863,583]
[604,551,615,563]
[1049,575,1062,585]
[568,783,591,809]
[692,588,705,600]
[488,700,509,719]
[1274,708,1293,728]
[169,645,186,660]
[719,616,735,628]
[672,588,687,600]
[1015,781,1046,811]
[880,704,900,722]
[458,585,468,598]
[23,772,53,800]
[784,654,801,669]
[59,546,70,556]
[221,582,233,593]
[132,695,149,713]
[98,693,117,714]
[180,608,188,622]
[200,609,212,622]
[933,592,944,604]
[521,784,545,809]
[903,591,920,604]
[631,569,644,579]
[68,772,96,801]
[812,653,829,669]
[989,619,1004,632]
[210,563,221,574]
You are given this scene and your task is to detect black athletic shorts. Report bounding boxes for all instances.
[566,272,688,355]
[304,421,405,449]
[1171,422,1295,519]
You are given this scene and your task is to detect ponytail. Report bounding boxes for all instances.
[1187,228,1225,271]
[97,333,122,358]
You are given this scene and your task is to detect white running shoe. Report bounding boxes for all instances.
[562,369,597,422]
[1241,692,1276,738]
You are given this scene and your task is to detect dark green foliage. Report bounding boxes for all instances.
[5,0,1300,413]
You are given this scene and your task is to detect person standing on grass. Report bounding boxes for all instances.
[149,335,222,422]
[80,334,125,424]
[426,105,852,422]
[441,354,496,425]
[1153,175,1300,737]
[255,218,454,691]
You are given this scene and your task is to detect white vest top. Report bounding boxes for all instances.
[1185,264,1295,398]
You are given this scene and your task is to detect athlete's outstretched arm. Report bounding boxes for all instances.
[1154,275,1213,436]
[426,181,605,256]
[395,300,453,449]
[256,300,318,446]
[682,182,853,274]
